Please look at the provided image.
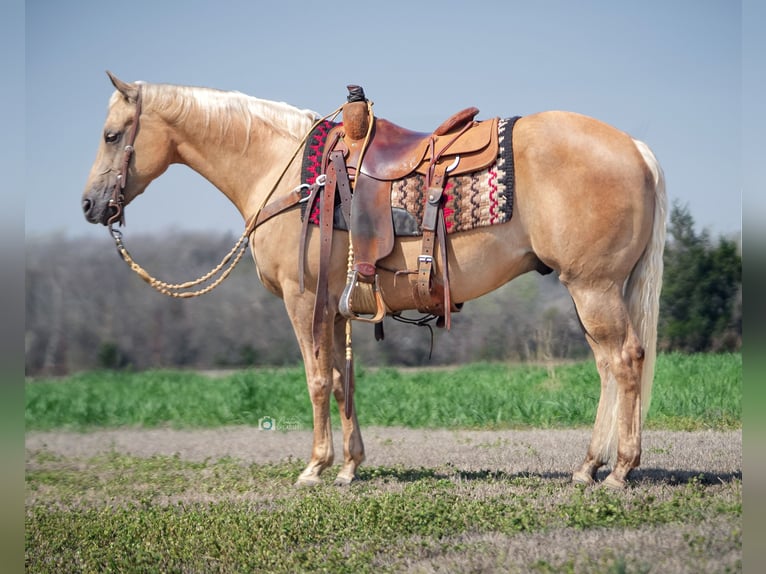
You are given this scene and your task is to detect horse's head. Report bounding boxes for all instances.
[82,72,175,226]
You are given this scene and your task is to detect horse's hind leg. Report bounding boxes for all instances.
[567,282,645,489]
[330,316,365,485]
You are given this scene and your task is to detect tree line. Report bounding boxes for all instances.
[25,203,740,375]
[658,201,741,352]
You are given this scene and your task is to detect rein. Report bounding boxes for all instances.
[107,85,343,298]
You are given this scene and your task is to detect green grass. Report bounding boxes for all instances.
[26,453,741,573]
[25,354,742,572]
[25,353,741,431]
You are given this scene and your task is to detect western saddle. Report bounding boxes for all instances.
[302,85,500,353]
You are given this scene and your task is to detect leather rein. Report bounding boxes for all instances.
[106,84,341,298]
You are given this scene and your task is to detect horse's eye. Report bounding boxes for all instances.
[104,131,121,144]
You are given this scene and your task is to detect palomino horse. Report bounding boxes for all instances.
[82,73,666,488]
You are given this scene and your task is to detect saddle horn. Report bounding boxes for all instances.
[343,85,370,141]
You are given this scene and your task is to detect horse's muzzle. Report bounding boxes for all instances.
[82,198,95,220]
[82,192,116,226]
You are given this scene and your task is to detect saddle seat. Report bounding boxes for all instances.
[341,108,499,182]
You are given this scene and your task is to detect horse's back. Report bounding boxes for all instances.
[512,111,656,282]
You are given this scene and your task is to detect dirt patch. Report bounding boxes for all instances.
[25,426,741,483]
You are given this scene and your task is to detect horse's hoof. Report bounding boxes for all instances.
[572,471,595,486]
[333,473,356,487]
[602,473,627,490]
[294,475,322,488]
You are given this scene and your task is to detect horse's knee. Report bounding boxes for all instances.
[331,368,344,396]
[306,374,333,403]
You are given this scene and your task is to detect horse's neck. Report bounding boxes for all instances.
[157,87,314,220]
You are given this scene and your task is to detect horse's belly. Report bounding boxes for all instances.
[377,224,537,311]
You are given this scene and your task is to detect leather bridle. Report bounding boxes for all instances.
[107,85,143,230]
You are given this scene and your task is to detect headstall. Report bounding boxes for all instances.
[107,85,143,231]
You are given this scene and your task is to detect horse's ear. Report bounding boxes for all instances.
[106,70,139,103]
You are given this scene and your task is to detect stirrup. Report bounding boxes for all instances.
[339,270,386,323]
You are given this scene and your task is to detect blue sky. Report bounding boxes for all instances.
[25,0,747,241]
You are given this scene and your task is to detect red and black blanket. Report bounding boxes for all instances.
[300,116,520,235]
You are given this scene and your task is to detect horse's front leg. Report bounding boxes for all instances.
[331,316,365,485]
[297,358,334,487]
[284,295,337,487]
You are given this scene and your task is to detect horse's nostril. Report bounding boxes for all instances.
[82,199,92,214]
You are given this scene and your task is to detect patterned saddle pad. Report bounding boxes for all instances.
[300,116,519,236]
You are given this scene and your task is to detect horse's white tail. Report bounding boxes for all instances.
[628,139,667,423]
[598,140,666,466]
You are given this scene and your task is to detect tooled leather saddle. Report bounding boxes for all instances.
[299,86,502,354]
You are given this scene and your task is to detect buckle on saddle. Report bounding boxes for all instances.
[339,270,386,323]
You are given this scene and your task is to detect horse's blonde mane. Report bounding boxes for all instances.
[131,83,318,153]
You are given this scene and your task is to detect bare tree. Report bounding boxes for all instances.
[26,231,589,375]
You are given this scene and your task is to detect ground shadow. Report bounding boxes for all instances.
[625,467,742,486]
[355,465,741,486]
[356,465,571,484]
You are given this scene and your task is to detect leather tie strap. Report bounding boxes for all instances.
[310,151,354,354]
[332,151,353,228]
[298,129,343,292]
[311,152,343,356]
[437,207,452,329]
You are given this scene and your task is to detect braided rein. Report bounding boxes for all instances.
[108,226,251,298]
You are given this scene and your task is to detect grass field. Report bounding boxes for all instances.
[25,353,742,573]
[25,352,741,431]
[26,453,741,573]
